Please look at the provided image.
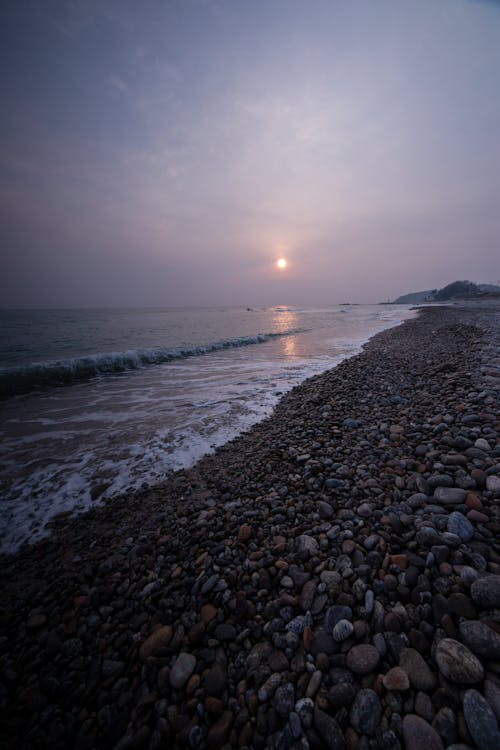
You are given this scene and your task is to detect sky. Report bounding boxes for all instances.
[1,0,499,307]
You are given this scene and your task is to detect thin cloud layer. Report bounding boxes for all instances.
[1,0,499,307]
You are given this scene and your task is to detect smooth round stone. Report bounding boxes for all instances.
[447,511,474,542]
[332,619,354,642]
[471,575,500,608]
[382,666,410,692]
[139,625,173,660]
[433,487,467,505]
[435,639,484,684]
[475,438,491,451]
[346,644,380,675]
[170,652,196,689]
[349,688,382,736]
[403,714,444,750]
[399,648,436,691]
[459,619,500,660]
[463,689,500,750]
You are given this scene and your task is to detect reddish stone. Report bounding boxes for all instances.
[275,559,288,570]
[390,554,408,569]
[466,493,483,510]
[342,539,356,554]
[303,626,314,651]
[200,604,217,624]
[238,524,252,542]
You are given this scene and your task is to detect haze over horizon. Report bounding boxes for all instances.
[1,0,499,309]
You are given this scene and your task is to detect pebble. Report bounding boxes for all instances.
[471,575,500,608]
[139,625,173,660]
[447,511,474,542]
[402,714,444,750]
[435,638,484,684]
[350,688,382,736]
[463,689,500,750]
[170,652,196,689]
[382,666,410,691]
[346,644,380,675]
[273,683,295,718]
[399,648,436,691]
[296,535,319,557]
[332,619,354,642]
[433,487,467,505]
[458,619,500,660]
[313,707,345,749]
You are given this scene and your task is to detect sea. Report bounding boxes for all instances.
[0,304,415,553]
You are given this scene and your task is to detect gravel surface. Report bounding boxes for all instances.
[1,302,499,750]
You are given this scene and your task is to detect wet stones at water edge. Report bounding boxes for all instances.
[1,303,500,749]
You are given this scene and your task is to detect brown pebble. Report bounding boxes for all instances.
[139,625,173,660]
[382,666,410,692]
[238,524,252,542]
[200,604,218,624]
[466,493,483,510]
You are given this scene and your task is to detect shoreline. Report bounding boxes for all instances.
[0,304,415,555]
[1,302,500,749]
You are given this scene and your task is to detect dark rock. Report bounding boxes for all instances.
[463,689,500,750]
[203,665,227,697]
[273,683,295,718]
[458,620,500,660]
[471,576,500,608]
[313,707,345,750]
[349,689,381,736]
[435,639,484,684]
[399,648,436,691]
[170,653,196,689]
[433,487,467,505]
[402,714,444,750]
[447,512,474,542]
[346,644,380,675]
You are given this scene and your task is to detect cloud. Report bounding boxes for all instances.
[109,74,128,92]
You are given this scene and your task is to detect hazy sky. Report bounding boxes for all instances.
[1,0,499,307]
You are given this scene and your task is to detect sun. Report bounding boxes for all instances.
[276,258,287,270]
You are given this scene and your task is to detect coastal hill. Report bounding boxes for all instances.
[392,280,500,304]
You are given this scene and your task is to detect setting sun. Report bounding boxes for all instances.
[277,258,287,270]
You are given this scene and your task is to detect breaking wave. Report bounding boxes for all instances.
[0,329,305,399]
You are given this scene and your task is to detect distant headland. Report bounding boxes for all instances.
[388,280,500,305]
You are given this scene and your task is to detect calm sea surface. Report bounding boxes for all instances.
[0,305,415,552]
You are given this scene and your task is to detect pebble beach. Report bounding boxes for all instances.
[1,302,500,750]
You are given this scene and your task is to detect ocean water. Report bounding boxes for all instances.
[0,304,415,553]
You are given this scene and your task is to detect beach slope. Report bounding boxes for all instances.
[1,303,500,749]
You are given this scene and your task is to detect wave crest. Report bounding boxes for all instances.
[0,329,304,399]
